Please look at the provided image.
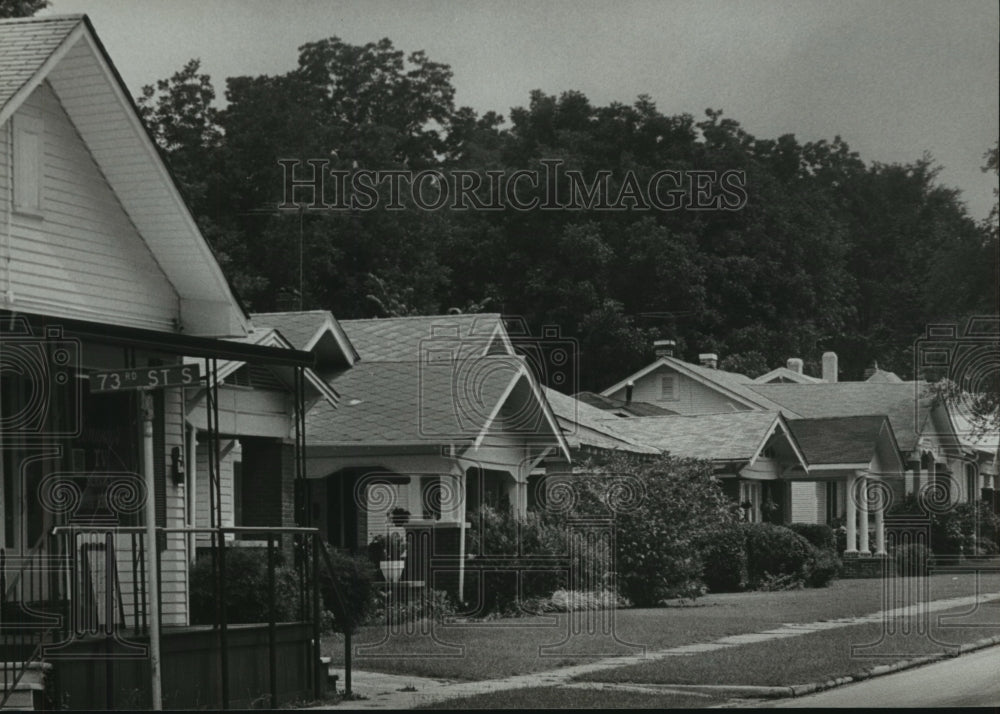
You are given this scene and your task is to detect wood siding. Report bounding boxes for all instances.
[0,82,179,330]
[607,365,749,415]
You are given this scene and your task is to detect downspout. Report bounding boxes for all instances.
[453,444,466,604]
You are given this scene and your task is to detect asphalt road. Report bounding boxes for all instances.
[771,645,1000,708]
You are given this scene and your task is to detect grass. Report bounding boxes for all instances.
[322,573,1000,681]
[416,685,718,710]
[573,599,1000,687]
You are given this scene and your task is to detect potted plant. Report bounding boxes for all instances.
[389,507,411,526]
[376,532,407,583]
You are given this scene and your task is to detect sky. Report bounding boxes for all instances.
[44,0,1000,221]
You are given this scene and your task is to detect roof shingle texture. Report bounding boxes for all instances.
[306,356,528,444]
[543,388,659,454]
[338,314,506,362]
[747,382,931,451]
[0,15,81,113]
[598,411,781,461]
[786,416,889,464]
[251,310,338,351]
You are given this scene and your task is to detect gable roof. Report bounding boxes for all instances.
[573,391,678,417]
[543,388,660,455]
[0,14,247,336]
[601,356,787,412]
[747,382,933,453]
[753,367,825,384]
[786,415,897,465]
[306,355,567,458]
[598,410,805,467]
[338,314,512,362]
[184,326,338,405]
[251,310,359,367]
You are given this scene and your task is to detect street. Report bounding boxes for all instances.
[771,645,1000,708]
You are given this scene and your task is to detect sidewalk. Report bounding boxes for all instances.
[313,590,1000,709]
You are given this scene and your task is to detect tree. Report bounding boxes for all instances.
[0,0,48,18]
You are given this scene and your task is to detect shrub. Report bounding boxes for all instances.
[700,521,748,593]
[190,547,300,625]
[742,523,814,588]
[805,546,841,587]
[788,523,836,552]
[318,547,378,632]
[895,542,930,576]
[365,588,456,626]
[889,497,1000,555]
[573,454,738,606]
[465,504,574,612]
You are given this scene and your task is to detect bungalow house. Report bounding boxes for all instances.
[1,15,321,709]
[249,312,570,598]
[596,411,809,523]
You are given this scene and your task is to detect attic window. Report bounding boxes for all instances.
[13,115,44,215]
[660,374,676,401]
[227,366,252,388]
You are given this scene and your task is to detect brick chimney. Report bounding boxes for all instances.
[654,339,676,359]
[786,358,804,374]
[699,353,718,369]
[822,351,838,383]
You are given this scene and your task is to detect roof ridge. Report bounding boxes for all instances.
[0,14,85,24]
[341,313,501,323]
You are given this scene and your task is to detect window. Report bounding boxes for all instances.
[966,463,978,503]
[826,482,839,524]
[13,115,43,215]
[660,374,676,401]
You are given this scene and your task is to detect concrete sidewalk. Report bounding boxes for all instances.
[310,590,1000,709]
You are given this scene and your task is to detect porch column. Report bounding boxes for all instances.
[874,488,886,555]
[858,471,870,555]
[845,472,858,554]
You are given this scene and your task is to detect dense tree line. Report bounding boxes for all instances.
[135,38,997,392]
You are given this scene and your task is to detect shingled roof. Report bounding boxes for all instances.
[306,355,553,445]
[0,15,81,113]
[747,382,932,452]
[338,314,510,362]
[786,415,893,465]
[251,310,359,366]
[544,388,660,455]
[598,411,792,463]
[573,391,677,417]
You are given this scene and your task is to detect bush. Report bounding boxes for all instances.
[573,454,738,606]
[318,547,378,632]
[788,523,836,552]
[364,588,456,626]
[701,521,748,593]
[742,523,814,589]
[190,547,300,625]
[895,542,930,576]
[805,546,841,587]
[890,497,1000,555]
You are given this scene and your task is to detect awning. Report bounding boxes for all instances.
[2,309,315,368]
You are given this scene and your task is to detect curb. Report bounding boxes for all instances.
[688,633,1000,701]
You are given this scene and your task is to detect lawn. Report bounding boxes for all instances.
[573,599,1000,687]
[322,572,1000,682]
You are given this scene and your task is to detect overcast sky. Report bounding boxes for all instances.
[45,0,999,221]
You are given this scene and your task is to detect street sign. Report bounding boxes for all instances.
[90,364,200,393]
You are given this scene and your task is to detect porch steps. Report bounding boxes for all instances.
[0,662,51,711]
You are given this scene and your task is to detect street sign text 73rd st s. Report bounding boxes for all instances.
[89,364,200,393]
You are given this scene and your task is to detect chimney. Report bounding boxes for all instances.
[786,358,804,374]
[625,380,634,405]
[863,360,878,380]
[699,353,718,369]
[654,339,676,359]
[822,351,838,383]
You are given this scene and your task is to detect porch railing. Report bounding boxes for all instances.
[37,525,352,709]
